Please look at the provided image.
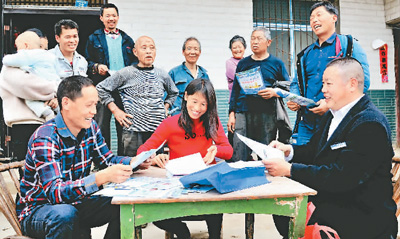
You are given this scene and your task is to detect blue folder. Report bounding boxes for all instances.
[179,161,269,194]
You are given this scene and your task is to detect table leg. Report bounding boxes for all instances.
[288,196,308,239]
[245,213,254,239]
[120,204,136,239]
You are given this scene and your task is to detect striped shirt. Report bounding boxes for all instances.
[16,113,131,222]
[97,65,178,132]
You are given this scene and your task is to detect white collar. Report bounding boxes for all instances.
[329,94,364,120]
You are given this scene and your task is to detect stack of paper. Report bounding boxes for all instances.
[165,152,207,177]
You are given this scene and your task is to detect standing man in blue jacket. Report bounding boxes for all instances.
[289,1,370,146]
[85,3,138,155]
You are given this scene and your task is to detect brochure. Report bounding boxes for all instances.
[236,66,265,95]
[273,88,318,108]
[130,140,166,169]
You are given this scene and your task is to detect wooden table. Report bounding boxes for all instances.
[112,166,317,239]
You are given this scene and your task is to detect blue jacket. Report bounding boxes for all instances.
[168,62,209,115]
[290,34,370,134]
[290,34,370,97]
[85,29,138,85]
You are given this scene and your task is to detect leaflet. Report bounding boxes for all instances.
[236,66,266,95]
[273,88,318,108]
[236,133,284,161]
[130,140,166,169]
[165,152,207,177]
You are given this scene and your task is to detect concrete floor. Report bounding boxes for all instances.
[0,212,282,238]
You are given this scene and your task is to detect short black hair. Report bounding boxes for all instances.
[100,3,119,16]
[54,19,79,37]
[229,35,246,49]
[26,28,46,39]
[57,76,93,111]
[310,1,338,16]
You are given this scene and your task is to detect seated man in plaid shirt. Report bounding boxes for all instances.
[16,76,151,239]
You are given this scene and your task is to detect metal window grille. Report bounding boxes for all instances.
[4,0,106,7]
[253,0,319,77]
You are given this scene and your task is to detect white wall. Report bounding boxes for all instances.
[113,0,254,90]
[340,0,395,90]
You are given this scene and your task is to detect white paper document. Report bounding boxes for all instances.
[165,152,207,177]
[236,133,284,161]
[228,160,264,168]
[130,140,166,169]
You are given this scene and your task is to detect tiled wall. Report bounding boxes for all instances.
[216,89,398,142]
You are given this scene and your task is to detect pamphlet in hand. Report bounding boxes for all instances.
[130,140,166,169]
[236,66,266,95]
[273,88,318,108]
[165,152,207,177]
[236,133,284,161]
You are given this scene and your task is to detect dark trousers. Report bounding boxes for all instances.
[95,98,123,155]
[231,112,277,161]
[154,214,223,239]
[122,131,153,156]
[21,196,119,239]
[11,124,41,161]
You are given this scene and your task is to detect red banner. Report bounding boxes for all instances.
[379,44,388,83]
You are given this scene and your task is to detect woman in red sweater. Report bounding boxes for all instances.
[137,78,232,239]
[137,78,233,166]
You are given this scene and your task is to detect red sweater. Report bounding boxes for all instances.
[137,115,233,163]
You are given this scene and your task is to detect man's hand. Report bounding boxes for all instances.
[287,101,300,111]
[203,145,217,165]
[309,99,328,116]
[262,158,291,177]
[45,98,58,110]
[257,88,279,100]
[269,140,292,157]
[151,154,169,168]
[112,107,133,127]
[227,112,236,133]
[95,164,132,186]
[98,64,109,76]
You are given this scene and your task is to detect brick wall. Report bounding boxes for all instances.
[340,0,395,91]
[113,0,253,90]
[384,0,400,24]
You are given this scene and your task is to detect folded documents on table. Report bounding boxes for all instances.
[165,152,207,177]
[179,161,269,194]
[236,133,284,161]
[130,140,166,169]
[273,88,318,108]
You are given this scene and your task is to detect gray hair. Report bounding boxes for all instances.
[252,27,271,40]
[326,57,364,91]
[182,37,201,51]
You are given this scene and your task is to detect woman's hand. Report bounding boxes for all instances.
[203,145,217,165]
[151,154,169,168]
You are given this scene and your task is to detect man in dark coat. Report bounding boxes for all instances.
[264,57,397,238]
[85,3,138,155]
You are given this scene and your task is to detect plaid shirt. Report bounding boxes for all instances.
[16,113,131,222]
